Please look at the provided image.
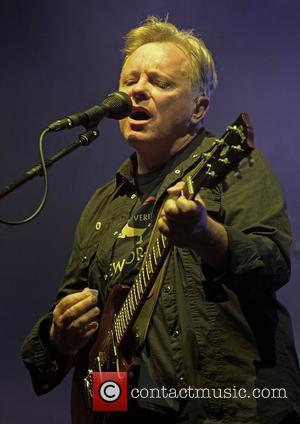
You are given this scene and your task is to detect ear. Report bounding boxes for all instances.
[190,96,210,125]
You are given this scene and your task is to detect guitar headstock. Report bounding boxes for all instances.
[191,112,254,192]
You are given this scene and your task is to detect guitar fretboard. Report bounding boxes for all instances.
[113,233,169,346]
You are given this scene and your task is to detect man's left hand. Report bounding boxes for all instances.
[158,181,208,249]
[158,181,228,270]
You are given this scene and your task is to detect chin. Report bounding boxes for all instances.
[125,131,151,145]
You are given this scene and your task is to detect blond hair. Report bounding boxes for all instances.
[122,16,218,97]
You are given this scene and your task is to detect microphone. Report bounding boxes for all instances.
[48,91,132,131]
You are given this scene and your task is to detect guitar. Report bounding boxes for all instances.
[72,112,254,422]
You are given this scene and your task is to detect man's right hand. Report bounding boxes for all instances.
[49,288,100,356]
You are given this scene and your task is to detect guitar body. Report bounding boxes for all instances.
[71,284,139,424]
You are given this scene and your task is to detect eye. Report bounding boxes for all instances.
[155,80,172,89]
[122,79,136,87]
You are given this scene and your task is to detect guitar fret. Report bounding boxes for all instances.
[145,262,150,280]
[125,300,131,321]
[161,235,167,248]
[120,315,125,335]
[113,321,117,342]
[121,310,127,329]
[113,318,118,335]
[148,255,153,273]
[128,293,134,316]
[115,320,121,343]
[120,310,126,331]
[134,279,138,296]
[139,274,144,292]
[132,295,137,315]
[142,268,147,287]
[131,290,136,311]
[113,328,118,347]
[133,283,138,305]
[127,295,132,317]
[124,302,129,323]
[153,245,158,265]
[119,308,125,332]
[118,319,122,338]
[136,275,142,296]
[156,239,161,257]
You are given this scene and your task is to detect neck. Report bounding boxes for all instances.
[136,132,198,174]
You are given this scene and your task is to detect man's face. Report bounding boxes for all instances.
[119,42,201,154]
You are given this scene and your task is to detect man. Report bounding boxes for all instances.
[22,17,300,423]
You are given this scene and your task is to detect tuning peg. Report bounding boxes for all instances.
[248,156,254,166]
[214,137,224,145]
[230,144,243,151]
[218,157,230,164]
[234,168,242,179]
[205,163,216,178]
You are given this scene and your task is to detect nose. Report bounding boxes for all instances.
[131,77,149,102]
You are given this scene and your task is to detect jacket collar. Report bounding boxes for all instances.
[115,129,213,189]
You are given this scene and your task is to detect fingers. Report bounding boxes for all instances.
[162,196,201,222]
[54,293,99,329]
[50,288,101,356]
[157,215,171,236]
[55,287,94,315]
[166,181,185,196]
[158,184,208,247]
[65,305,100,332]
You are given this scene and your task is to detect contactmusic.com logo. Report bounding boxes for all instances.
[92,372,128,411]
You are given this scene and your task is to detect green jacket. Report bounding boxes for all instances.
[22,131,300,423]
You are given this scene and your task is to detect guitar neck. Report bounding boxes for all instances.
[113,231,170,348]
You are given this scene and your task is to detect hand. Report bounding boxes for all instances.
[158,181,228,270]
[158,181,208,249]
[50,288,100,356]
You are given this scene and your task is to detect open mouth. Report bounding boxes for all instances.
[129,109,151,121]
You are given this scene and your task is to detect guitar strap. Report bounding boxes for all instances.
[132,247,171,352]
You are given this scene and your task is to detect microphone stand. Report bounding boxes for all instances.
[0,128,99,200]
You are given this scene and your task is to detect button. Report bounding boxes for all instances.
[192,153,198,158]
[104,274,108,281]
[43,383,49,390]
[173,328,180,338]
[95,221,102,231]
[81,256,87,263]
[163,285,171,293]
[130,194,136,199]
[174,169,181,174]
